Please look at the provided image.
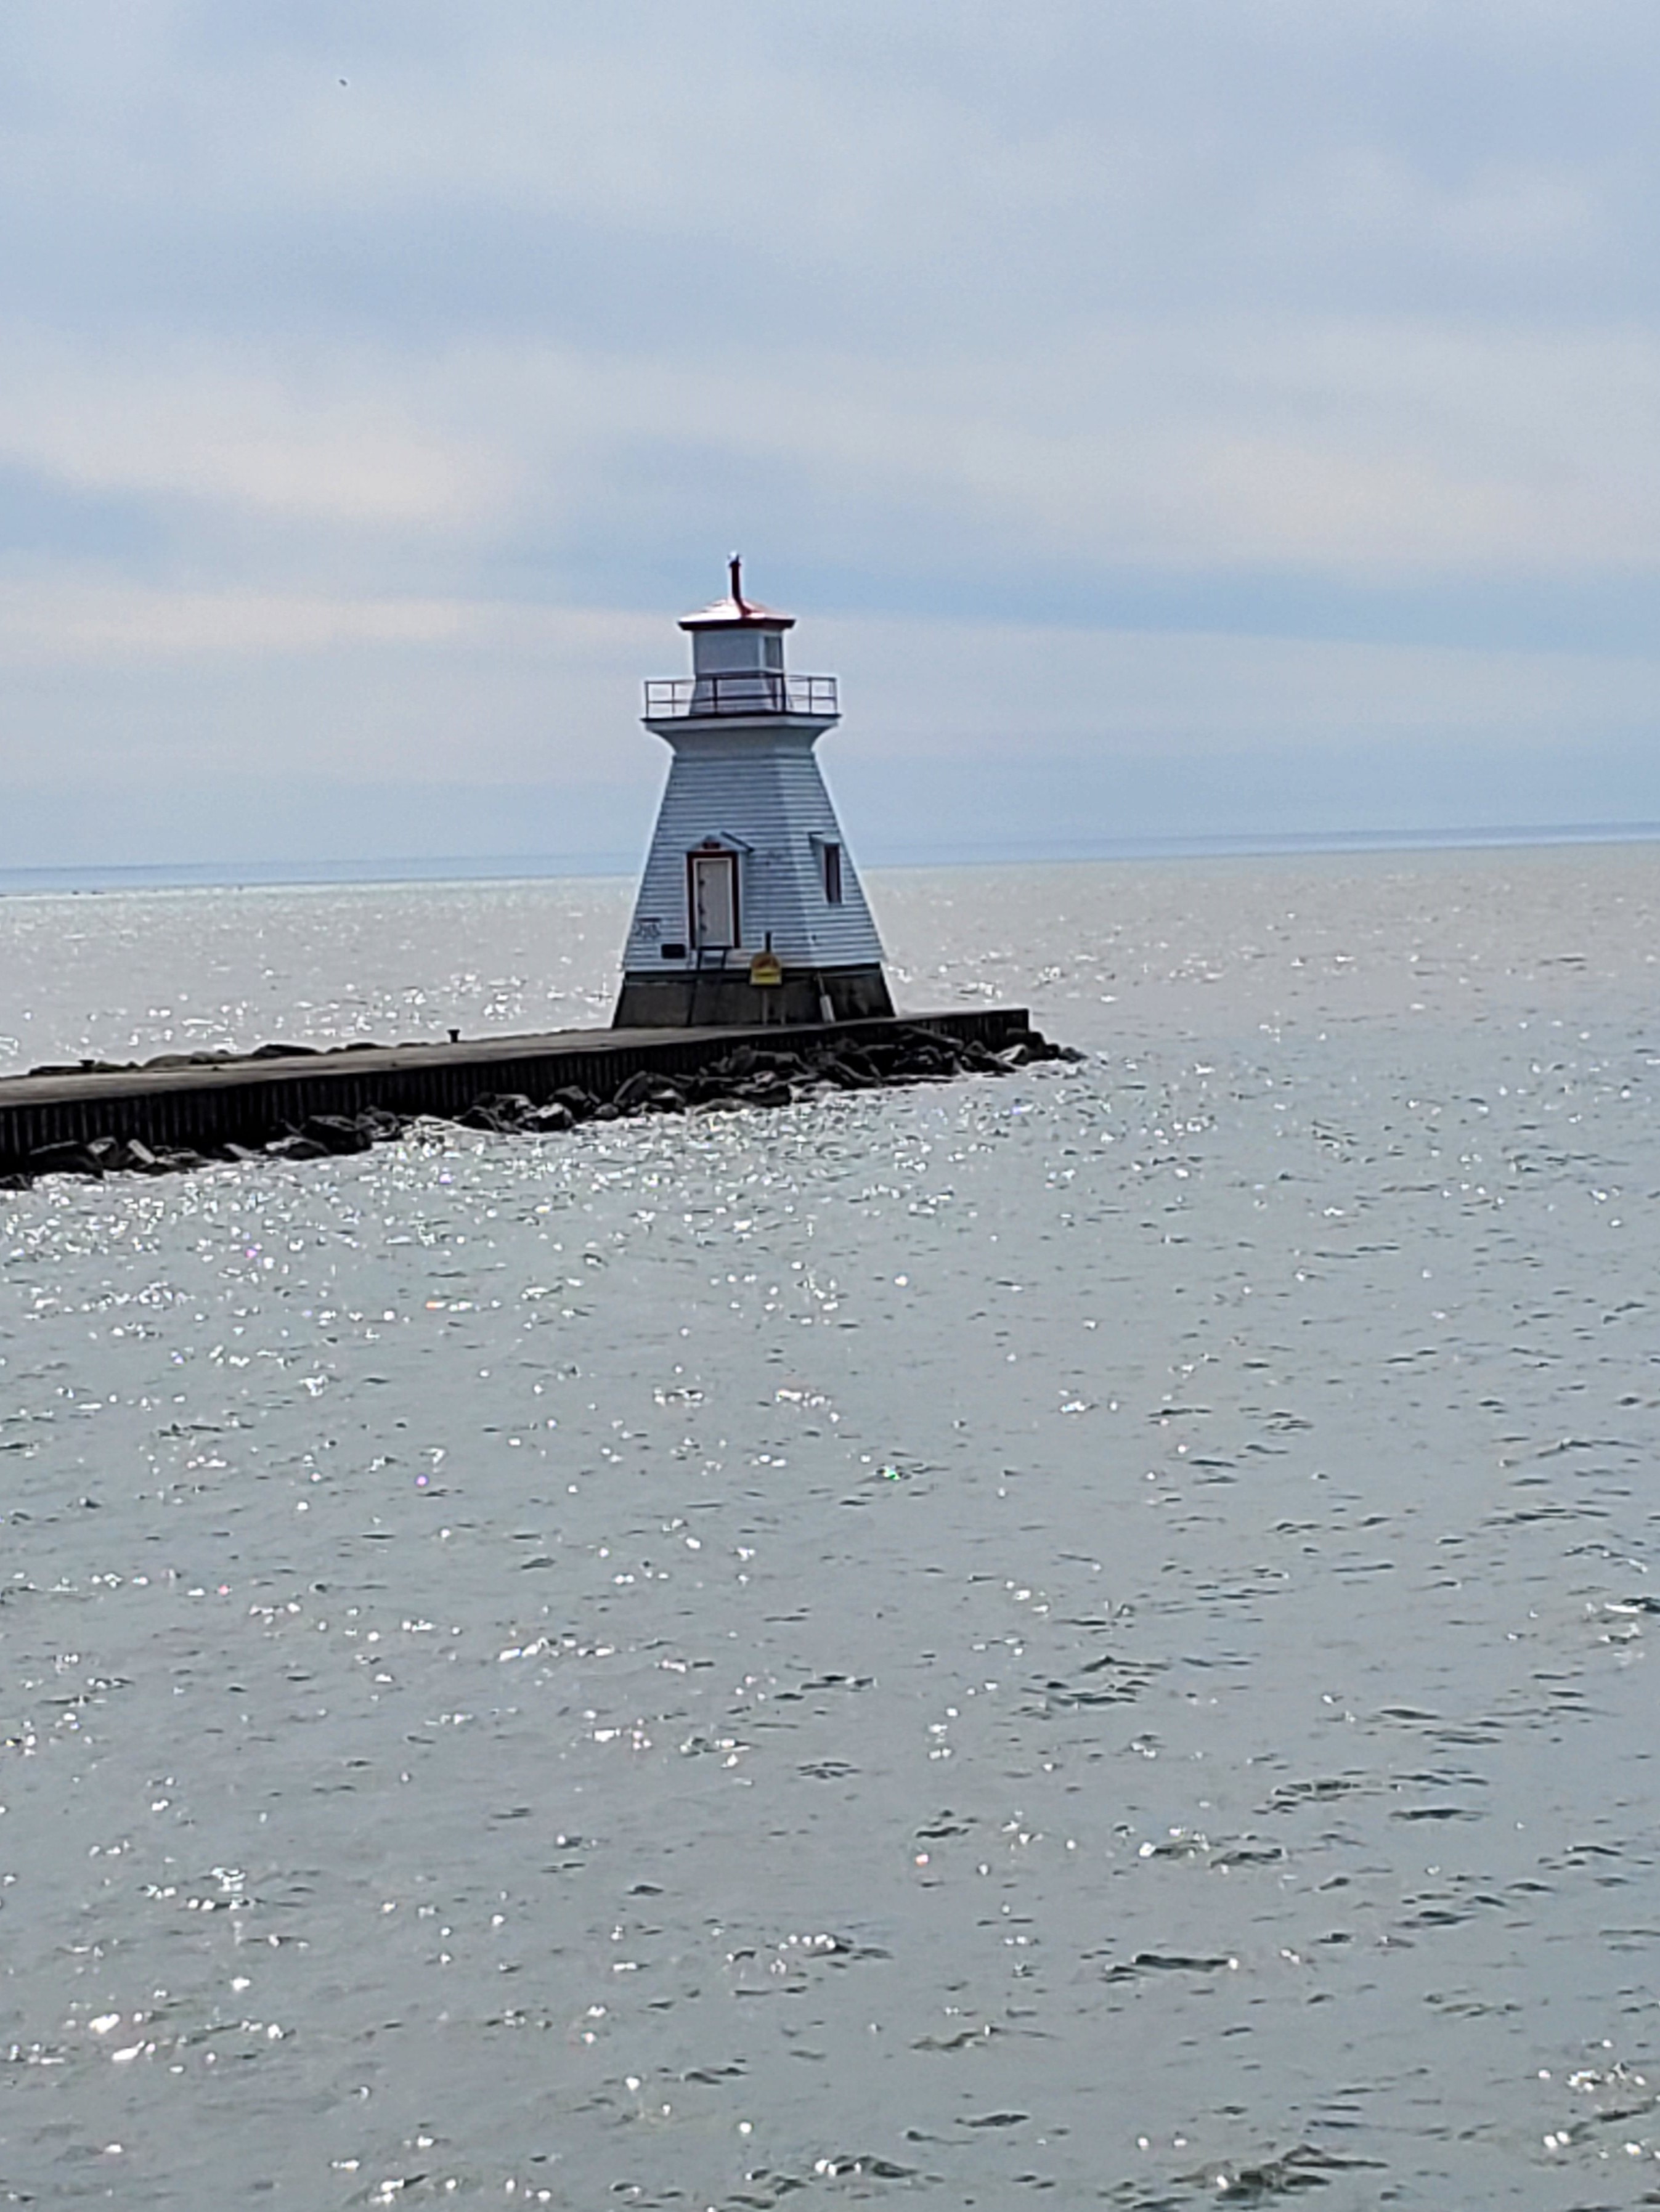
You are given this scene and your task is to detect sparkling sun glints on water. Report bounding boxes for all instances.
[1,846,1658,2205]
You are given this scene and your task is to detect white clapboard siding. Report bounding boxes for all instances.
[624,726,884,971]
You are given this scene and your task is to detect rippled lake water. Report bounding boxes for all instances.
[3,847,1660,2208]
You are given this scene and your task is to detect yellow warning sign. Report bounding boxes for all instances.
[749,952,783,986]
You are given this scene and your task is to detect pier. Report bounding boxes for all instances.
[0,1007,1047,1181]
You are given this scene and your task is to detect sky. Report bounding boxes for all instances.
[2,0,1658,872]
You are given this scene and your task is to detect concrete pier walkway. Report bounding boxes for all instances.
[0,1007,1037,1177]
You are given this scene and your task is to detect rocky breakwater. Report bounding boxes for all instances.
[0,1022,1076,1189]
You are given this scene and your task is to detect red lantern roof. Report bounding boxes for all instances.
[678,555,795,631]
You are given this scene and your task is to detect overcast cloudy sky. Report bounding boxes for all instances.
[2,1,1657,870]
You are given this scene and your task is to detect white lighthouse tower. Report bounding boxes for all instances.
[614,561,893,1028]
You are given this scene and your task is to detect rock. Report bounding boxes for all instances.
[459,1093,534,1134]
[551,1086,597,1119]
[1009,1028,1066,1063]
[610,1071,688,1115]
[126,1138,161,1171]
[904,1043,951,1073]
[736,1078,794,1108]
[303,1113,374,1154]
[266,1132,330,1160]
[625,1082,688,1116]
[27,1140,104,1177]
[0,1171,31,1190]
[816,1054,880,1089]
[24,1059,131,1077]
[683,1070,739,1103]
[722,1048,804,1081]
[612,1070,665,1112]
[154,1148,210,1171]
[959,1041,1008,1073]
[248,1041,317,1059]
[527,1100,573,1132]
[222,1142,266,1163]
[85,1135,125,1169]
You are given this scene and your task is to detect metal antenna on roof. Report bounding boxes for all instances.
[728,551,746,612]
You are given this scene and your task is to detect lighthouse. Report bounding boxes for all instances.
[614,561,893,1028]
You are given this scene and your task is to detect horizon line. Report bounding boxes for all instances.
[2,818,1658,897]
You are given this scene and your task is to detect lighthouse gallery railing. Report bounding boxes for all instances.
[643,673,839,720]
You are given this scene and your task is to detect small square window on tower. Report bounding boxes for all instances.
[821,840,843,905]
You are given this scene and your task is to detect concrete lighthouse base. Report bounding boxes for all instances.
[612,962,894,1030]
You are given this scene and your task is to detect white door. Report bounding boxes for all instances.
[690,852,738,948]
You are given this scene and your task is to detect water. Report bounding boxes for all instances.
[3,847,1660,2207]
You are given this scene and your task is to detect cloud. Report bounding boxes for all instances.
[0,578,651,667]
[821,614,1660,755]
[0,331,501,526]
[9,311,1658,586]
[2,570,1651,776]
[1,0,1658,861]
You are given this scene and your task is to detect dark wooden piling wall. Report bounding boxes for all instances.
[0,1009,1032,1169]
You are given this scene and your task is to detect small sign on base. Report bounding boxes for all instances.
[749,948,783,1022]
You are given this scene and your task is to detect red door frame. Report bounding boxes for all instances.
[686,847,740,949]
